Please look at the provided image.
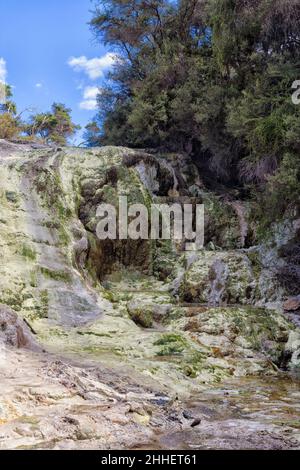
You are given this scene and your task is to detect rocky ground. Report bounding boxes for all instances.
[1,326,300,450]
[0,139,299,449]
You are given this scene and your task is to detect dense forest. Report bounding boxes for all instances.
[84,0,300,224]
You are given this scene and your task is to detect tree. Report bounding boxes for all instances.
[0,84,17,115]
[26,103,80,145]
[0,85,20,139]
[86,0,300,219]
[83,121,102,147]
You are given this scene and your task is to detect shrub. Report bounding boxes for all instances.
[0,113,20,139]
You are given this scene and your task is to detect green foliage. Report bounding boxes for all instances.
[0,84,17,115]
[0,113,20,139]
[20,244,37,261]
[25,103,80,145]
[40,266,72,283]
[0,85,20,139]
[257,153,300,227]
[83,121,102,147]
[129,308,153,328]
[154,333,187,356]
[0,84,79,145]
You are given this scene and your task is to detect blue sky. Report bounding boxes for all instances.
[0,0,113,144]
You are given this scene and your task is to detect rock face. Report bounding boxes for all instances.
[284,331,300,368]
[0,304,37,349]
[179,251,256,305]
[256,218,300,306]
[0,140,300,449]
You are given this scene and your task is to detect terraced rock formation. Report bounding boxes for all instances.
[0,139,299,449]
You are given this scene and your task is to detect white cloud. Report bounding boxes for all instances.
[0,58,7,83]
[68,53,116,80]
[35,83,42,88]
[79,99,98,111]
[83,86,99,100]
[79,86,101,111]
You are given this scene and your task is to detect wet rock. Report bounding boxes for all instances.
[150,396,170,407]
[191,418,201,428]
[182,410,194,420]
[127,300,172,326]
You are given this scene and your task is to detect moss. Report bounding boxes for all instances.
[58,226,71,246]
[154,333,187,356]
[103,290,117,303]
[180,251,256,305]
[42,220,61,230]
[34,169,73,229]
[57,202,72,221]
[19,244,37,261]
[182,364,198,378]
[129,308,153,328]
[38,289,49,318]
[81,345,123,356]
[163,307,183,323]
[200,192,242,249]
[154,333,186,345]
[44,327,68,338]
[0,289,23,311]
[103,289,132,303]
[276,419,300,429]
[85,233,101,283]
[231,306,287,352]
[247,250,262,277]
[40,266,71,283]
[153,239,178,281]
[29,271,38,288]
[5,191,19,203]
[181,350,207,378]
[96,184,118,206]
[156,343,185,356]
[77,331,112,338]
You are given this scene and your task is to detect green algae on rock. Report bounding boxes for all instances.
[0,140,299,401]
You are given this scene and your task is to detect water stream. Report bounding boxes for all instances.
[140,374,300,450]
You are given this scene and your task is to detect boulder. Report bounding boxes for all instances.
[179,251,257,305]
[127,300,172,327]
[283,295,300,312]
[285,331,300,369]
[0,304,37,349]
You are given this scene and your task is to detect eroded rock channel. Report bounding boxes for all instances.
[0,140,299,449]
